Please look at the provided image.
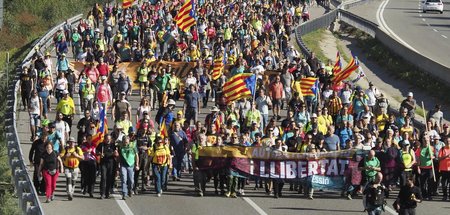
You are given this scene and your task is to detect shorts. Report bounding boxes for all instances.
[272,99,281,106]
[30,114,41,126]
[140,82,148,89]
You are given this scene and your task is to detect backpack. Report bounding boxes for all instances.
[366,185,386,207]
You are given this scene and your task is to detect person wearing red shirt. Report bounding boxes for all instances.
[97,58,110,77]
[439,136,450,200]
[269,75,284,120]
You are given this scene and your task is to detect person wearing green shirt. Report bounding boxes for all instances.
[155,69,171,105]
[118,135,139,200]
[191,134,207,196]
[138,62,150,98]
[359,150,381,185]
[417,135,435,200]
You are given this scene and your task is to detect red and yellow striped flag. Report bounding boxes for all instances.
[299,77,318,96]
[122,0,134,9]
[160,119,168,139]
[333,55,359,84]
[212,57,223,80]
[223,73,256,103]
[174,0,197,32]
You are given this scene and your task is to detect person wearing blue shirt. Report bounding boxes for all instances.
[47,123,63,153]
[56,54,70,73]
[170,122,188,181]
[337,121,353,149]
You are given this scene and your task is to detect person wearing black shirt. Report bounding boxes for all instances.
[96,134,118,199]
[133,126,152,194]
[395,177,422,215]
[29,134,48,195]
[38,142,63,203]
[20,68,34,111]
[77,110,95,144]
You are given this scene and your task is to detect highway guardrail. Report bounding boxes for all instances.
[5,13,83,215]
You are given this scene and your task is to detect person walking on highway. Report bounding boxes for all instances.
[38,142,63,203]
[192,134,207,197]
[80,135,97,198]
[29,133,48,196]
[60,137,84,201]
[96,134,118,199]
[56,90,76,134]
[118,135,139,200]
[416,134,435,200]
[394,177,422,215]
[149,137,171,197]
[170,122,189,181]
[363,172,386,215]
[438,136,450,201]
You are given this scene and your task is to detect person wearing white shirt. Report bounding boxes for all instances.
[54,113,70,147]
[365,82,380,112]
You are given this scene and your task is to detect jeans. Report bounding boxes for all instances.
[399,208,416,215]
[152,165,168,194]
[100,161,114,197]
[420,168,433,198]
[193,169,206,193]
[182,154,192,172]
[261,114,269,134]
[172,153,184,178]
[227,175,238,194]
[33,163,45,194]
[441,171,450,197]
[120,165,134,196]
[367,207,383,215]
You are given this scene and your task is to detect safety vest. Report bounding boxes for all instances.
[82,84,96,99]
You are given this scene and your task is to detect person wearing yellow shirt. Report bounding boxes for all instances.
[149,137,171,197]
[317,107,333,134]
[189,44,201,61]
[57,90,76,133]
[138,62,150,98]
[246,103,262,128]
[60,137,83,200]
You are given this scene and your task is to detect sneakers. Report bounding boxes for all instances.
[45,199,50,203]
[225,192,231,198]
[308,196,314,200]
[68,194,73,201]
[157,193,162,197]
[230,192,237,198]
[122,195,126,200]
[198,192,204,197]
[50,195,55,201]
[346,194,352,200]
[240,190,245,196]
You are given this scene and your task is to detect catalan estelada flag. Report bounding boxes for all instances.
[223,73,256,103]
[122,0,134,9]
[333,55,359,84]
[174,0,197,32]
[332,51,342,75]
[91,105,108,147]
[300,77,319,97]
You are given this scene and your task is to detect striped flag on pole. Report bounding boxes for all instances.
[332,51,342,75]
[174,0,197,32]
[91,105,108,147]
[300,77,319,96]
[223,73,256,103]
[333,55,359,84]
[122,0,134,9]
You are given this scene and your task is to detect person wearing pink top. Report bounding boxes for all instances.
[85,63,100,84]
[96,76,113,109]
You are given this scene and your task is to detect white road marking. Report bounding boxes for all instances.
[384,205,398,215]
[433,29,438,32]
[419,14,422,16]
[377,0,419,52]
[112,194,134,215]
[422,18,426,21]
[442,35,448,38]
[242,197,268,215]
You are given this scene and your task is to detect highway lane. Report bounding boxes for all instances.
[379,0,450,67]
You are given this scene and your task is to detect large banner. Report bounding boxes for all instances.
[70,61,282,90]
[198,146,367,190]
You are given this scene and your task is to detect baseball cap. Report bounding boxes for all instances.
[407,92,413,97]
[67,137,76,143]
[62,90,69,95]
